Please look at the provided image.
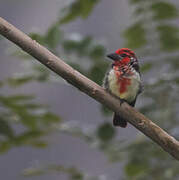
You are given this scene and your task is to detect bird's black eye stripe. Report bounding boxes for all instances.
[123,50,130,53]
[132,63,139,72]
[121,53,128,57]
[130,61,134,65]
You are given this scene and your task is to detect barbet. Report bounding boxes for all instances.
[103,48,142,127]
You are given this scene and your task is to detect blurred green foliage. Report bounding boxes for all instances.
[0,91,60,152]
[151,2,178,20]
[23,164,102,180]
[60,0,99,24]
[1,0,179,179]
[97,122,116,142]
[124,22,147,49]
[157,25,179,51]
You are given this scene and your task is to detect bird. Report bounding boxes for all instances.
[103,48,142,128]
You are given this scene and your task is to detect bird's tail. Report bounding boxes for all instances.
[113,113,127,128]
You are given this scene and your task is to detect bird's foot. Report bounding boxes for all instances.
[119,99,126,106]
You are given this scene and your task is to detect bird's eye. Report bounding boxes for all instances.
[121,53,127,57]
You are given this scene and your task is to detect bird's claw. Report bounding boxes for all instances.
[119,99,126,106]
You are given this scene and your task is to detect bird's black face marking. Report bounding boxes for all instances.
[130,57,140,72]
[120,53,128,58]
[107,53,122,61]
[123,50,130,53]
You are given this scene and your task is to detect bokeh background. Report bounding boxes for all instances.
[0,0,179,179]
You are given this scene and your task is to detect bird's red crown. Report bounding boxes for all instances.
[115,48,136,58]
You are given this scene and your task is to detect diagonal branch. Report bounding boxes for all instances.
[0,17,179,160]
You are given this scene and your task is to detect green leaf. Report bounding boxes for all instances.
[68,62,86,75]
[89,45,106,60]
[60,0,99,24]
[101,105,112,116]
[0,81,4,87]
[63,40,80,53]
[129,0,144,4]
[0,141,11,153]
[18,112,39,129]
[88,62,108,85]
[141,62,153,73]
[125,161,148,177]
[79,0,99,18]
[69,168,84,180]
[23,167,45,176]
[7,76,35,87]
[0,95,34,103]
[23,103,44,110]
[29,33,45,45]
[60,2,81,24]
[63,36,92,56]
[169,56,179,70]
[175,77,179,85]
[30,141,48,148]
[14,130,45,145]
[97,123,116,142]
[42,112,60,125]
[157,25,179,51]
[34,65,50,82]
[45,25,61,49]
[123,22,147,49]
[0,119,14,139]
[23,165,100,179]
[134,7,146,16]
[151,2,178,20]
[77,36,92,56]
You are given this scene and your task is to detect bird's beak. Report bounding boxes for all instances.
[107,53,122,61]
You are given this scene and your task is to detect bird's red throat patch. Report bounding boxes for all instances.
[114,66,131,94]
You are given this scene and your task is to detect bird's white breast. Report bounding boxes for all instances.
[108,69,141,102]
